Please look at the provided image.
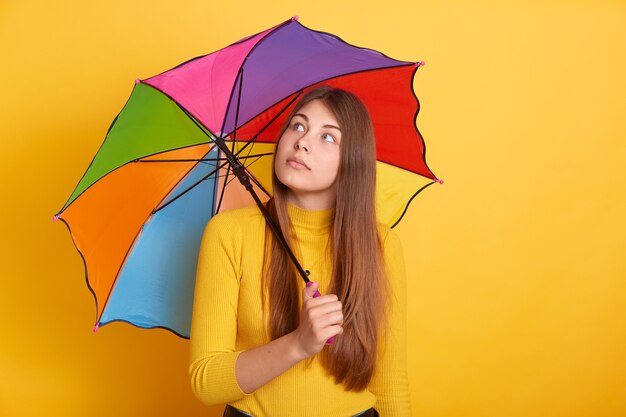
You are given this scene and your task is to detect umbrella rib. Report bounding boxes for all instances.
[217,17,294,137]
[408,64,438,181]
[218,89,298,199]
[152,157,231,214]
[156,98,265,216]
[222,86,295,198]
[55,217,101,328]
[221,68,244,213]
[240,162,272,199]
[134,152,273,163]
[232,68,244,143]
[222,153,266,189]
[95,144,225,326]
[390,180,437,229]
[215,161,232,213]
[55,137,216,215]
[220,89,302,144]
[97,319,191,339]
[240,90,303,144]
[208,143,272,199]
[199,88,302,200]
[176,88,297,166]
[235,133,272,198]
[215,67,245,213]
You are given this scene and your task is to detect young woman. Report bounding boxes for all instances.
[189,86,411,416]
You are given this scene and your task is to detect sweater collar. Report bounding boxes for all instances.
[287,203,334,235]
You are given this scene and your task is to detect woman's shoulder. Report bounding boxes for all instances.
[376,221,395,242]
[376,222,404,255]
[205,203,266,232]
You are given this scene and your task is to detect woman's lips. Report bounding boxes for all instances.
[287,158,310,170]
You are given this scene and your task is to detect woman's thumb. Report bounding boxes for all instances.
[303,280,319,299]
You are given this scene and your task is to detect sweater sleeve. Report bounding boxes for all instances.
[189,212,254,406]
[369,227,413,416]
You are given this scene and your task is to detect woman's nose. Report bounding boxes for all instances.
[295,135,310,152]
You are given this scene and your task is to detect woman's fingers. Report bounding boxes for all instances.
[302,302,343,324]
[312,311,344,329]
[320,324,344,341]
[305,297,342,315]
[295,281,345,356]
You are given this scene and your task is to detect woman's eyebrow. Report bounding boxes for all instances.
[293,113,341,131]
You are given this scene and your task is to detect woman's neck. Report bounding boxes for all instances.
[285,191,336,211]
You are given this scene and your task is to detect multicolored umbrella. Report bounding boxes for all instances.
[54,16,440,338]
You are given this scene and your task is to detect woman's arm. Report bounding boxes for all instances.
[189,213,248,406]
[189,213,343,404]
[235,281,342,393]
[368,228,413,416]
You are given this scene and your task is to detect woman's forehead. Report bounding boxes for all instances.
[293,100,340,128]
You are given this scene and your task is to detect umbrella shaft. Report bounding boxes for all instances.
[213,136,310,284]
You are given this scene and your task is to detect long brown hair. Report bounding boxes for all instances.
[261,86,389,391]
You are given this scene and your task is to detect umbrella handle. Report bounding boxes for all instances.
[312,290,336,345]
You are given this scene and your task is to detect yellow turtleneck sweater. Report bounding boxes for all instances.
[189,204,411,416]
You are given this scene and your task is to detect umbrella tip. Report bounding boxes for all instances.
[135,79,141,84]
[292,15,299,21]
[52,214,60,221]
[436,179,444,184]
[93,322,100,333]
[417,61,426,67]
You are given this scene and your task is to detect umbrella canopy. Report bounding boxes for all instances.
[55,16,439,338]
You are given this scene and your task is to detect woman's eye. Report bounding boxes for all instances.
[293,122,305,132]
[322,133,335,143]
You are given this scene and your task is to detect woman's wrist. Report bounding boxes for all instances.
[235,331,308,394]
[285,331,309,362]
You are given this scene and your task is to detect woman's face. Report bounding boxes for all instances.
[274,99,342,209]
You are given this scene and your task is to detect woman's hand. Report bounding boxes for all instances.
[290,281,344,360]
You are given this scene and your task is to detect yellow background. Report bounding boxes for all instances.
[1,0,625,416]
